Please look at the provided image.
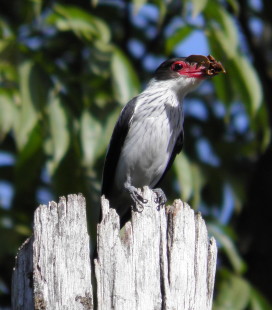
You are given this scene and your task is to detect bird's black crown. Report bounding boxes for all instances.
[154,58,186,81]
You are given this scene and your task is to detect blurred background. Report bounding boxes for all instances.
[0,0,272,308]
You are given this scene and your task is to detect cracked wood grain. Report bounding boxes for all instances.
[12,188,217,310]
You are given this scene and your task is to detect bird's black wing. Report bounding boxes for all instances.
[154,130,184,188]
[101,97,138,196]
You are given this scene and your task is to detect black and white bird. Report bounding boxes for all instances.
[101,55,225,227]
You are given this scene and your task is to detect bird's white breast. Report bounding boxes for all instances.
[115,86,183,190]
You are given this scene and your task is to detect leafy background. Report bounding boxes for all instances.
[0,0,272,309]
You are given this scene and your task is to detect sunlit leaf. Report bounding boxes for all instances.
[47,4,110,43]
[0,91,17,141]
[205,2,238,57]
[87,108,121,165]
[30,0,43,17]
[111,47,140,105]
[190,164,205,210]
[208,223,245,273]
[90,0,98,7]
[88,41,113,77]
[231,55,263,115]
[102,108,121,146]
[254,105,271,152]
[191,0,208,17]
[213,270,251,310]
[226,0,240,15]
[14,224,32,236]
[206,32,234,106]
[226,177,245,213]
[154,0,167,25]
[174,154,193,201]
[0,62,17,83]
[211,54,263,116]
[205,45,232,106]
[80,109,103,167]
[15,61,37,149]
[133,0,147,13]
[165,26,193,55]
[90,15,111,43]
[205,3,262,115]
[47,93,70,174]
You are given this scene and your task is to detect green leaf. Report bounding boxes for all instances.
[15,60,50,149]
[14,123,44,195]
[47,93,70,174]
[191,0,208,17]
[88,41,113,77]
[208,223,245,273]
[191,163,205,210]
[102,107,121,146]
[154,0,167,25]
[111,48,140,105]
[213,270,251,310]
[205,3,263,115]
[174,154,193,201]
[212,72,233,106]
[80,110,103,167]
[231,55,263,115]
[47,4,110,43]
[254,104,271,153]
[16,124,42,169]
[0,18,14,39]
[0,91,17,141]
[211,54,263,116]
[165,26,193,55]
[226,0,240,15]
[0,226,29,253]
[205,42,233,106]
[30,0,43,18]
[133,0,147,13]
[205,2,238,57]
[90,15,111,43]
[14,224,32,236]
[250,287,272,310]
[90,0,99,7]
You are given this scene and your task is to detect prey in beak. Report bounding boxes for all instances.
[185,54,226,77]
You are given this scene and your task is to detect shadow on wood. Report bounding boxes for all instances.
[12,187,217,310]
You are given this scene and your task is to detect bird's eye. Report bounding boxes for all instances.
[172,63,183,71]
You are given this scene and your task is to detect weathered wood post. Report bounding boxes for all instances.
[12,187,217,310]
[12,194,93,310]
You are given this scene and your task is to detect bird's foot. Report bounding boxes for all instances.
[152,188,167,210]
[125,183,148,212]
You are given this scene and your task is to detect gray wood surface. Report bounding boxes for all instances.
[95,187,217,310]
[12,194,93,310]
[12,188,217,310]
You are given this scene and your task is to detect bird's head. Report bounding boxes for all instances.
[153,55,226,96]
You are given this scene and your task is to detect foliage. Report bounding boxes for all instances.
[0,0,271,308]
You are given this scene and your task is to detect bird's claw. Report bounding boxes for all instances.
[125,183,166,212]
[131,192,148,213]
[153,188,167,210]
[125,183,148,212]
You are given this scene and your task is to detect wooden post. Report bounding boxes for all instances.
[12,194,93,310]
[12,188,217,310]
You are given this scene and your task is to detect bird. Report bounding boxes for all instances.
[101,54,225,227]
